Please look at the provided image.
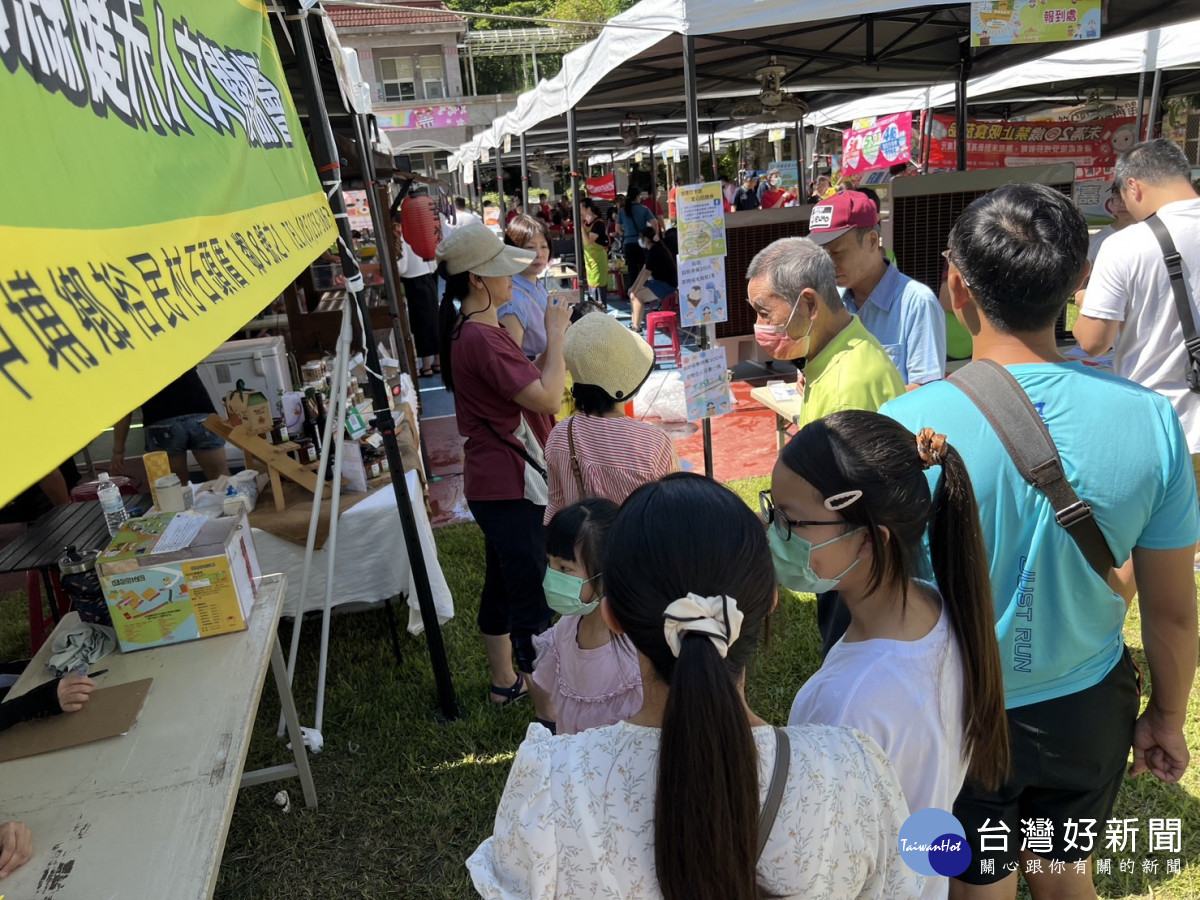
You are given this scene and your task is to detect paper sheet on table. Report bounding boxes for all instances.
[0,679,153,763]
[154,515,206,553]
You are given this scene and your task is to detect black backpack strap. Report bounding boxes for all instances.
[480,418,548,483]
[950,360,1115,579]
[1144,214,1200,366]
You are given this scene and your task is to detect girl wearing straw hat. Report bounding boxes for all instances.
[543,312,678,523]
[436,222,573,714]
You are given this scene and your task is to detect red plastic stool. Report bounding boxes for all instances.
[659,291,680,315]
[645,311,682,369]
[69,475,139,502]
[26,568,70,655]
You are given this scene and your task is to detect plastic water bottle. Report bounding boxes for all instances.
[97,472,128,536]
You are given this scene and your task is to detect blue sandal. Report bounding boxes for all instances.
[489,676,529,706]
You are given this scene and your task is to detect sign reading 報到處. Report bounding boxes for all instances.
[0,0,336,505]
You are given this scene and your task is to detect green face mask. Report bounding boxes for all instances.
[767,525,864,594]
[543,567,600,616]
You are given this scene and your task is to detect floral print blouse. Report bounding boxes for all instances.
[467,719,922,898]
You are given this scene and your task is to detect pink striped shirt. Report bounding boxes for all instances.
[544,414,679,523]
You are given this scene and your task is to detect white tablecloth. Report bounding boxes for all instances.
[252,468,454,634]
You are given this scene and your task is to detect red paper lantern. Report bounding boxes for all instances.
[400,195,442,261]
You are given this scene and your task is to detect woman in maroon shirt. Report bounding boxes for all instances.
[436,222,573,714]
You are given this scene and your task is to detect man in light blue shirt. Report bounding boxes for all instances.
[808,190,946,387]
[882,183,1198,897]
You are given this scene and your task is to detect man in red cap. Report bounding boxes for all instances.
[808,191,945,390]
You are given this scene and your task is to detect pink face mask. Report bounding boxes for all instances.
[753,301,813,360]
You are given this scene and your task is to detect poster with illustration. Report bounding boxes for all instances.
[678,257,728,327]
[675,182,727,261]
[683,348,733,422]
[776,160,801,199]
[842,113,913,177]
[970,0,1101,46]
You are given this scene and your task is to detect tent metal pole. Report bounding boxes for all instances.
[567,107,586,303]
[648,135,658,222]
[519,132,529,208]
[1146,68,1163,140]
[683,33,714,480]
[797,116,807,190]
[496,150,506,220]
[285,1,459,722]
[955,42,970,172]
[1134,68,1147,142]
[355,115,415,390]
[709,128,719,180]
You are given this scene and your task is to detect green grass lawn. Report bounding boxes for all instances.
[2,474,1197,899]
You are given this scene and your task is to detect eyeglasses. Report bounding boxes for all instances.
[941,248,972,289]
[758,491,844,542]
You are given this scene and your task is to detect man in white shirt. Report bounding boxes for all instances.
[453,196,482,228]
[1075,139,1200,498]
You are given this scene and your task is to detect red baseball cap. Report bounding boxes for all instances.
[807,191,879,245]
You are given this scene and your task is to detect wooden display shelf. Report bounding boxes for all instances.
[204,415,340,511]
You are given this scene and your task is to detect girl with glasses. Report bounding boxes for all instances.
[765,410,1009,899]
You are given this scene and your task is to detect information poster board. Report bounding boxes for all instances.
[682,347,733,421]
[970,0,1101,46]
[675,182,729,328]
[677,258,727,327]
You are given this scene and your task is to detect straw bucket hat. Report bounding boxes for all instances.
[563,313,654,401]
[436,221,534,276]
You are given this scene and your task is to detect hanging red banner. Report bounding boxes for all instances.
[585,174,617,201]
[924,114,1137,171]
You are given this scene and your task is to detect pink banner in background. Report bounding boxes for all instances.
[842,112,913,176]
[379,105,469,130]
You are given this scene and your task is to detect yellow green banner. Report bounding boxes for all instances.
[0,0,336,505]
[970,0,1102,46]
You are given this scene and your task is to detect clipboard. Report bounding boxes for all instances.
[0,679,153,763]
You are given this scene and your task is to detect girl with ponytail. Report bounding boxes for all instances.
[767,411,1009,899]
[469,473,920,899]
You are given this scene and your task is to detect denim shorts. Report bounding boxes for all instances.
[144,413,226,455]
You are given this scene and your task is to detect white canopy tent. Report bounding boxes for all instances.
[452,2,1200,175]
[574,17,1200,169]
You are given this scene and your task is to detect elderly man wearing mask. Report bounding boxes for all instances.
[746,236,903,428]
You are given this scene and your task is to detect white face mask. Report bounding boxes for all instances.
[639,239,650,249]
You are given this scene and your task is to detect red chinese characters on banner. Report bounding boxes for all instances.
[923,115,1138,171]
[585,174,617,201]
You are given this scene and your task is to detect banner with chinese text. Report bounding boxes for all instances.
[585,174,616,201]
[842,113,913,177]
[924,115,1136,172]
[0,0,336,504]
[970,0,1101,46]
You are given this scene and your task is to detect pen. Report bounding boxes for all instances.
[73,667,109,678]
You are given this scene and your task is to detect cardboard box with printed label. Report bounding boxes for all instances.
[97,512,261,652]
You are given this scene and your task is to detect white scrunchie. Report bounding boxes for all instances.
[662,593,744,659]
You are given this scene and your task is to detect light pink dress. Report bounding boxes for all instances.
[532,616,643,735]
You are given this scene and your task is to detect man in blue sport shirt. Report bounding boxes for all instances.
[809,190,946,389]
[882,183,1198,898]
